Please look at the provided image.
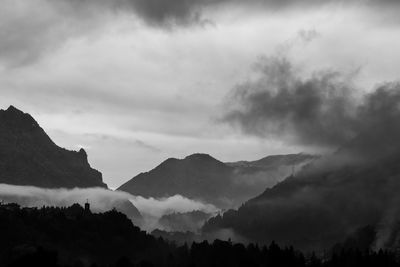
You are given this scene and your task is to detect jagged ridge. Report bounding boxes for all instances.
[118,152,315,209]
[0,106,107,188]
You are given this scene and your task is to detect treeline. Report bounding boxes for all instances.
[0,203,399,267]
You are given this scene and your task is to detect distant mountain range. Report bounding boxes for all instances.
[0,106,107,188]
[118,153,315,209]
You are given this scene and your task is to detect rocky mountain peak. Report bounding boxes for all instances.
[0,106,107,189]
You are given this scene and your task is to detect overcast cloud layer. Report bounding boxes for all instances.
[2,0,400,67]
[1,0,400,187]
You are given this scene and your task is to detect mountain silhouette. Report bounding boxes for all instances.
[118,153,314,209]
[0,106,107,188]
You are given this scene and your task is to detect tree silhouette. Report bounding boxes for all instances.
[1,203,400,267]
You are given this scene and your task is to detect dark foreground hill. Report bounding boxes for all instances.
[0,202,398,267]
[0,106,106,188]
[119,153,314,209]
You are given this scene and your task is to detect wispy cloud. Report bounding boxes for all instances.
[130,194,219,231]
[0,183,141,220]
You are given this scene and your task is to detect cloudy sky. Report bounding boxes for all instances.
[1,0,400,188]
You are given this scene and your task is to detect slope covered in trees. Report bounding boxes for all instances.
[1,202,399,267]
[203,124,400,251]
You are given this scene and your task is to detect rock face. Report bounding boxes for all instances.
[118,153,315,209]
[0,106,107,188]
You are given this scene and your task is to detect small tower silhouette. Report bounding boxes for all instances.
[84,199,91,213]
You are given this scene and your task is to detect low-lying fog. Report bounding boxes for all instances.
[0,184,219,232]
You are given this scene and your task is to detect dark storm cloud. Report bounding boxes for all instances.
[1,0,400,66]
[222,56,359,148]
[53,0,400,26]
[114,0,400,25]
[222,56,400,150]
[51,0,210,26]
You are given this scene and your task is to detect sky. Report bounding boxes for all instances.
[1,0,400,188]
